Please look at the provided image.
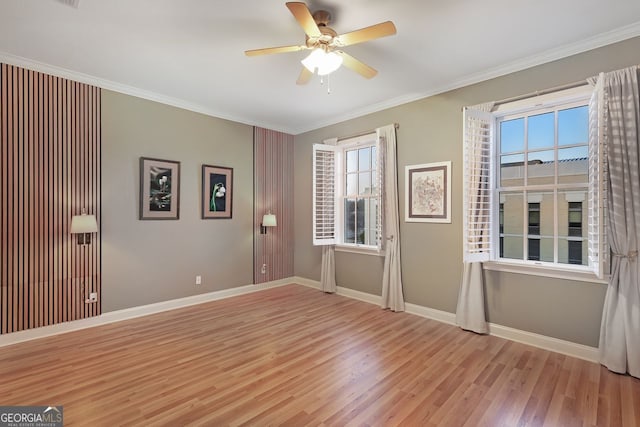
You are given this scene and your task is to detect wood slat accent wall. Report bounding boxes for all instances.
[253,127,294,284]
[0,63,101,334]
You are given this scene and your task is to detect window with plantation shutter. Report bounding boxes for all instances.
[374,138,383,251]
[463,108,494,262]
[313,144,339,245]
[312,134,383,252]
[464,85,608,282]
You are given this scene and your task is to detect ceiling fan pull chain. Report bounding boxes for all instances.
[327,73,331,94]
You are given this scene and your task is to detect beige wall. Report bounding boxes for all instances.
[101,91,254,312]
[293,37,640,347]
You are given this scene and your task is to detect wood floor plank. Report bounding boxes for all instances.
[0,284,638,426]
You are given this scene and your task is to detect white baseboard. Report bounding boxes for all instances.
[336,287,381,305]
[405,302,457,326]
[291,276,321,290]
[291,276,382,305]
[294,276,599,363]
[487,323,599,362]
[0,278,293,348]
[1,275,600,363]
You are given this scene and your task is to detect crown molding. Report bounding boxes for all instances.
[292,22,640,134]
[3,21,640,136]
[0,51,295,135]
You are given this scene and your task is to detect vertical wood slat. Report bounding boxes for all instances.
[0,63,101,335]
[1,64,6,334]
[253,127,294,284]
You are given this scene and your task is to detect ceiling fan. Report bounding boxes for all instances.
[245,2,396,85]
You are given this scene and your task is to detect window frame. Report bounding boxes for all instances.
[477,85,607,283]
[494,98,590,268]
[312,133,383,256]
[336,133,383,255]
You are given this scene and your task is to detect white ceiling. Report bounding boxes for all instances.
[2,0,640,134]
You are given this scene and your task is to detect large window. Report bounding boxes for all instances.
[343,144,379,246]
[313,133,382,252]
[498,101,588,265]
[463,86,606,279]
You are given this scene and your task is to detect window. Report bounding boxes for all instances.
[568,202,582,236]
[313,133,382,253]
[463,86,606,280]
[343,145,379,246]
[568,202,583,264]
[528,203,540,236]
[528,238,541,261]
[527,202,541,261]
[498,101,589,266]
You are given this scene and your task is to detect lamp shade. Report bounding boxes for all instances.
[262,213,277,227]
[301,49,343,76]
[70,213,98,234]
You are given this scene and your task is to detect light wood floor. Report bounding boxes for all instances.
[0,284,638,426]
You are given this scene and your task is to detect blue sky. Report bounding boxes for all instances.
[500,105,588,162]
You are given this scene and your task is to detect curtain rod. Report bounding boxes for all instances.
[337,123,399,142]
[463,64,640,111]
[492,80,590,108]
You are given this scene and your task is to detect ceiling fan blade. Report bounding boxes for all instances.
[336,21,397,47]
[296,67,313,85]
[286,2,321,38]
[245,45,307,56]
[337,52,377,79]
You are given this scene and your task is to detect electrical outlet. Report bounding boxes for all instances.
[195,275,202,285]
[261,264,267,274]
[85,292,98,304]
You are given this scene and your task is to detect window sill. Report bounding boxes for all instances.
[483,260,608,284]
[335,245,385,257]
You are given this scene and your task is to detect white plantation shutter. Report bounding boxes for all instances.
[375,137,383,250]
[588,77,607,279]
[463,107,494,262]
[313,143,339,245]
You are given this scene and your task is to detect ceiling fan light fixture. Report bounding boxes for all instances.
[301,48,343,76]
[246,3,395,84]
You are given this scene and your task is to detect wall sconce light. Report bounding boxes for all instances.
[70,209,98,245]
[261,212,277,234]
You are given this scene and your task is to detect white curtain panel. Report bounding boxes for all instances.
[598,66,640,378]
[456,102,494,334]
[457,262,488,333]
[379,124,405,312]
[320,245,337,293]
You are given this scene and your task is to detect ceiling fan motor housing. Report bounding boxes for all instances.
[305,10,337,48]
[312,10,331,26]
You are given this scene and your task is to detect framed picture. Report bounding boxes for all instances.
[139,157,180,220]
[405,161,451,223]
[202,164,233,219]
